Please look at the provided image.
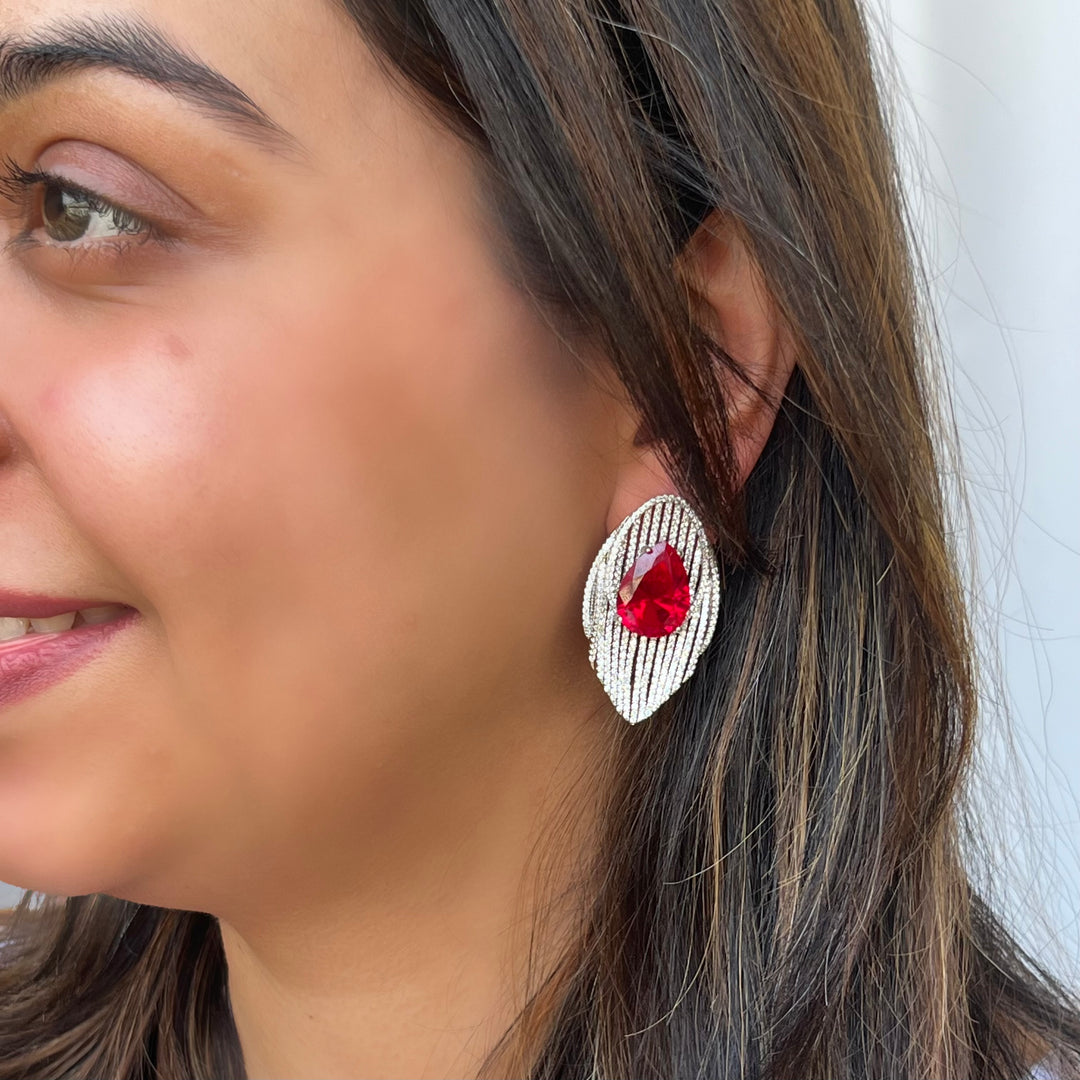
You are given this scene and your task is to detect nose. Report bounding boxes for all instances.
[0,264,36,469]
[0,412,14,466]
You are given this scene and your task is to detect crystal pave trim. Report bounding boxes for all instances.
[582,493,721,723]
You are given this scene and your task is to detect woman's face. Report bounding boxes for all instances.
[0,0,636,909]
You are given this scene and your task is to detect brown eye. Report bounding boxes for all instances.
[40,180,144,243]
[42,182,94,241]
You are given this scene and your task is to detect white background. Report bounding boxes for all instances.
[2,2,1078,992]
[874,0,1080,983]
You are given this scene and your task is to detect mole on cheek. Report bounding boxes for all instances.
[162,334,193,363]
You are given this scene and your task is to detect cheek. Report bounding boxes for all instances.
[27,241,603,841]
[35,341,221,564]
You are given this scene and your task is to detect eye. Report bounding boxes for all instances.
[0,157,167,255]
[39,178,148,243]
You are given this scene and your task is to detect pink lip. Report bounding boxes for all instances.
[0,590,126,619]
[0,608,139,711]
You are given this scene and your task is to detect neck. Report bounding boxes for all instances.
[218,692,615,1080]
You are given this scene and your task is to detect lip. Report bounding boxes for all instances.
[0,590,128,620]
[0,607,139,711]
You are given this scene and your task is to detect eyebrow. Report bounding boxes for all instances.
[0,13,303,157]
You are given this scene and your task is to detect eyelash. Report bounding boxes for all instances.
[0,156,175,256]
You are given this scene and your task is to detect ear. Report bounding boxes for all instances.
[604,211,798,536]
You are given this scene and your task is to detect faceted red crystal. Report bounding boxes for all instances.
[616,541,691,637]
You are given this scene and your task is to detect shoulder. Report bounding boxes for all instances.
[0,904,42,966]
[0,907,16,960]
[1030,1054,1074,1080]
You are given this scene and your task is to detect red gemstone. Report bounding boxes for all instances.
[616,541,691,637]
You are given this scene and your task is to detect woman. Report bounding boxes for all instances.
[0,0,1076,1077]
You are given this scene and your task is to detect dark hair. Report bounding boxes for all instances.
[3,1,1079,1077]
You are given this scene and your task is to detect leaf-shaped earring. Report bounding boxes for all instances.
[582,493,720,723]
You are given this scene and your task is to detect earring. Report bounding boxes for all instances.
[582,493,720,723]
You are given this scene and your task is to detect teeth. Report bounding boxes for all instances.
[0,617,30,642]
[30,612,77,633]
[79,604,124,625]
[0,604,126,644]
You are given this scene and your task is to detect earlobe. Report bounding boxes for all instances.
[603,442,681,538]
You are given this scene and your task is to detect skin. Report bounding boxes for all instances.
[0,0,794,1076]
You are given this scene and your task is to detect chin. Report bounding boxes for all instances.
[0,792,166,905]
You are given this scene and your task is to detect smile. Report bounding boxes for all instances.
[0,602,139,711]
[0,604,131,644]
